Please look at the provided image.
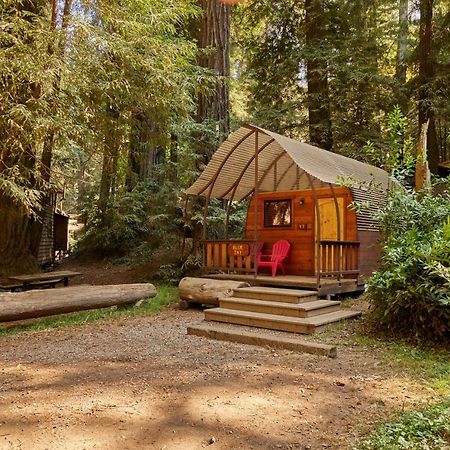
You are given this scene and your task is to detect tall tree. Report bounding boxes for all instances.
[32,0,73,255]
[196,0,231,166]
[304,0,332,150]
[396,0,409,113]
[418,0,439,173]
[0,0,57,273]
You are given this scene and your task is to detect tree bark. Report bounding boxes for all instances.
[418,0,439,173]
[126,111,164,191]
[305,0,333,151]
[178,277,250,307]
[0,284,157,322]
[415,120,431,192]
[196,0,231,166]
[396,0,409,113]
[98,106,120,218]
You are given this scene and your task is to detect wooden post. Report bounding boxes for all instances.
[306,173,321,289]
[329,183,342,282]
[254,131,259,278]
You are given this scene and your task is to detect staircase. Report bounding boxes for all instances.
[202,286,361,335]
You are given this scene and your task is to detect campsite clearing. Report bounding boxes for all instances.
[0,305,444,450]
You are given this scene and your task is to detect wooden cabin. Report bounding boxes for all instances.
[186,124,390,295]
[37,191,69,267]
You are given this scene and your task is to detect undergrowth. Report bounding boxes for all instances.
[0,286,178,336]
[365,185,450,343]
[353,398,450,450]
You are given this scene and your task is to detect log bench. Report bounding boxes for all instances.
[0,283,157,322]
[178,277,250,309]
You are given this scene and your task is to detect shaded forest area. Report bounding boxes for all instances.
[0,0,449,277]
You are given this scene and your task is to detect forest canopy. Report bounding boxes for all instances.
[0,0,449,276]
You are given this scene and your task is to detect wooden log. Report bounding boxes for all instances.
[0,283,156,322]
[178,277,250,308]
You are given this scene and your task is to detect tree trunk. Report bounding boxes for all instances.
[126,111,164,190]
[418,0,439,173]
[415,120,431,192]
[31,0,73,256]
[178,277,250,307]
[0,284,156,322]
[0,1,49,273]
[0,199,37,276]
[305,0,333,151]
[396,0,409,113]
[196,0,231,166]
[98,107,120,218]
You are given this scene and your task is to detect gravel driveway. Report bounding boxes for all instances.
[0,307,433,450]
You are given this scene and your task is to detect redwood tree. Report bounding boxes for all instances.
[418,0,439,173]
[0,0,57,274]
[305,0,333,151]
[196,0,231,166]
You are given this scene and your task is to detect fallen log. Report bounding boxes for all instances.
[0,283,156,323]
[178,277,250,309]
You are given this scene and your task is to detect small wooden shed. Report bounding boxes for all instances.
[186,124,390,295]
[37,192,69,266]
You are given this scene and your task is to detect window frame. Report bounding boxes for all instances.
[263,198,293,228]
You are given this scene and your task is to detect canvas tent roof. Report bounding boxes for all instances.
[186,124,391,231]
[187,124,390,198]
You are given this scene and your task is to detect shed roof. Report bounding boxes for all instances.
[186,124,390,201]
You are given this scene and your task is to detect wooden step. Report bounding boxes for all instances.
[306,309,362,332]
[205,308,361,334]
[187,323,337,358]
[219,297,341,318]
[233,286,318,303]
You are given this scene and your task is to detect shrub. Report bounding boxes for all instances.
[354,398,450,450]
[366,183,450,343]
[75,186,153,256]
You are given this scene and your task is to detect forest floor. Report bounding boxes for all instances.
[0,260,446,450]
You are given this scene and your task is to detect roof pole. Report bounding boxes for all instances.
[306,172,321,290]
[329,183,342,283]
[254,131,259,278]
[225,199,231,240]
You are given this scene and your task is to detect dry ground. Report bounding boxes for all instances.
[0,261,442,449]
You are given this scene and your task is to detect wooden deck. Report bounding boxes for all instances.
[204,273,364,296]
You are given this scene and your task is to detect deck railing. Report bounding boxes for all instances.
[319,240,360,279]
[202,239,360,283]
[202,240,257,274]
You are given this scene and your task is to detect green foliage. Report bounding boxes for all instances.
[77,185,153,256]
[385,106,415,181]
[349,106,416,182]
[366,185,450,342]
[0,1,60,209]
[354,398,450,450]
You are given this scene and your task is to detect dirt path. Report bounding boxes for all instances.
[0,306,437,450]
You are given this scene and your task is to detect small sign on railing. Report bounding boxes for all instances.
[228,243,250,257]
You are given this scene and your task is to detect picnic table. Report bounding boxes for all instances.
[8,270,82,290]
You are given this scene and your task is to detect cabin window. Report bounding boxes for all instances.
[264,199,292,227]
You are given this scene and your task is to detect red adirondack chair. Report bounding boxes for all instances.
[257,240,290,277]
[249,241,264,265]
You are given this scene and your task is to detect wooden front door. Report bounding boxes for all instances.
[315,197,345,272]
[316,197,345,240]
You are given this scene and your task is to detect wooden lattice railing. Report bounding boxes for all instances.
[319,240,360,279]
[202,240,257,274]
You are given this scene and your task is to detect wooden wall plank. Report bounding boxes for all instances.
[245,187,358,275]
